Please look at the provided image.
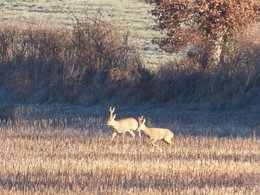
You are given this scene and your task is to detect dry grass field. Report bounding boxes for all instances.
[0,0,259,193]
[0,127,259,194]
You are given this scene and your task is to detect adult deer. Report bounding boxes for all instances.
[138,116,174,147]
[107,107,139,143]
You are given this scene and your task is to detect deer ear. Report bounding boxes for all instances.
[143,119,146,124]
[113,114,116,119]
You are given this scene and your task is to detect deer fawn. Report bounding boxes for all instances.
[107,107,139,143]
[138,116,174,147]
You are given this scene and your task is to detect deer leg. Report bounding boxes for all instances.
[137,130,142,144]
[151,139,159,147]
[138,130,142,137]
[111,132,117,143]
[164,137,173,145]
[128,130,135,138]
[122,132,126,143]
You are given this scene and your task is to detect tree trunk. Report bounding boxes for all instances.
[205,36,224,74]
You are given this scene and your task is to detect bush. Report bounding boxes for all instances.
[0,17,142,103]
[0,17,258,110]
[150,25,260,109]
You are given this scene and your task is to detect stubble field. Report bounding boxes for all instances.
[0,128,259,194]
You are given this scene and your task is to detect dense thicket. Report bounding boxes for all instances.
[0,16,259,110]
[141,0,260,109]
[0,19,143,104]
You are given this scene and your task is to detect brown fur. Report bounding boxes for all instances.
[107,107,138,142]
[138,116,174,147]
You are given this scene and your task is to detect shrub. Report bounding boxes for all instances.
[150,25,260,109]
[0,17,142,103]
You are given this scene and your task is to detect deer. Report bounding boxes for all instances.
[137,116,174,147]
[107,107,139,143]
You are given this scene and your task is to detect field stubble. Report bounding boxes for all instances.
[0,127,259,194]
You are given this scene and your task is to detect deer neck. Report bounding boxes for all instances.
[111,120,120,130]
[142,124,151,135]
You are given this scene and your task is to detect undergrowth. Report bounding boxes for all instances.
[0,18,259,110]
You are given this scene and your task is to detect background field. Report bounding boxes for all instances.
[0,0,178,70]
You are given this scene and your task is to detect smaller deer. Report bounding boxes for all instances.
[138,116,174,147]
[107,107,139,143]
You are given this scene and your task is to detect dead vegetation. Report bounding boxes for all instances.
[0,128,259,194]
[0,20,259,109]
[0,17,142,104]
